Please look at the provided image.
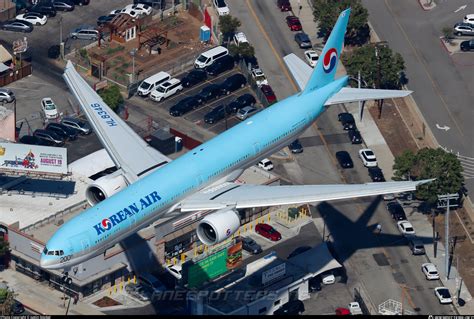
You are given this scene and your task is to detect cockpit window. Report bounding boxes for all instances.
[43,247,48,255]
[47,251,54,255]
[59,250,64,256]
[55,251,60,256]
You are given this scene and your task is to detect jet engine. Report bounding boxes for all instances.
[196,209,240,245]
[85,171,127,206]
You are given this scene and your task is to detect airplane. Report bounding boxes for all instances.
[41,8,432,270]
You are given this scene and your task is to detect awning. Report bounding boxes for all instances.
[0,63,10,73]
[0,45,12,64]
[287,242,342,277]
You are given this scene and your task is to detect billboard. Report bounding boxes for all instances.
[0,143,67,175]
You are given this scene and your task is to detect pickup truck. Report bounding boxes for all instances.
[349,302,363,315]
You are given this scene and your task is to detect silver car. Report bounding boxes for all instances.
[70,27,99,40]
[61,117,92,135]
[0,88,15,103]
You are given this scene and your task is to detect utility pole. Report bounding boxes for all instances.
[130,48,137,83]
[437,193,459,280]
[375,46,382,119]
[59,16,64,60]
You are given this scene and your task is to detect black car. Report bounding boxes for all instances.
[46,123,78,140]
[368,167,385,182]
[27,4,57,17]
[47,45,60,59]
[180,69,207,88]
[294,32,312,49]
[0,20,33,33]
[338,112,356,130]
[273,300,305,315]
[308,276,322,292]
[97,14,116,26]
[227,93,256,113]
[386,201,407,221]
[335,151,353,168]
[71,0,89,4]
[19,135,55,146]
[288,139,303,153]
[287,246,311,259]
[195,84,223,104]
[33,129,65,146]
[205,55,235,76]
[169,96,201,117]
[240,236,262,254]
[204,104,229,124]
[219,73,247,94]
[11,300,25,315]
[348,129,362,144]
[53,1,75,11]
[134,0,159,6]
[460,39,474,51]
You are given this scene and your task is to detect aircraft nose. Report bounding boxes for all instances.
[40,254,54,269]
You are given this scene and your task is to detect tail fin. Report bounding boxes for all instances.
[302,8,351,95]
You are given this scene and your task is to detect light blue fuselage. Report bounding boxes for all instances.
[40,77,347,269]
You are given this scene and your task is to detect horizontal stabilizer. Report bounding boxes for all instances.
[325,87,413,105]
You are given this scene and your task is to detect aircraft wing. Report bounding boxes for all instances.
[283,53,412,103]
[63,61,171,184]
[179,179,433,212]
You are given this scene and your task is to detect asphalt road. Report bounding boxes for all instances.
[361,0,474,191]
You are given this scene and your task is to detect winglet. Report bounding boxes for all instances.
[302,8,351,95]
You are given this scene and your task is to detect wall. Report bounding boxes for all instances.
[0,108,15,142]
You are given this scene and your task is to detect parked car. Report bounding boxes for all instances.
[150,78,183,102]
[273,300,305,315]
[397,220,415,237]
[20,135,55,146]
[258,158,273,171]
[195,84,223,104]
[460,39,474,51]
[251,68,268,87]
[288,139,303,153]
[358,149,377,167]
[453,22,474,36]
[304,50,319,67]
[165,263,182,280]
[61,117,91,135]
[408,238,425,255]
[335,151,353,169]
[227,94,256,113]
[233,31,248,46]
[287,246,311,259]
[308,276,322,292]
[220,73,247,95]
[348,129,362,144]
[213,0,229,16]
[70,26,99,40]
[368,167,385,182]
[421,263,440,280]
[0,88,15,103]
[386,201,406,221]
[0,20,33,33]
[97,14,116,26]
[41,97,59,119]
[236,106,257,120]
[322,273,336,285]
[204,104,227,124]
[240,236,262,255]
[27,4,57,17]
[53,1,75,11]
[33,129,65,146]
[205,55,235,76]
[294,32,312,49]
[434,287,452,304]
[260,84,277,104]
[335,307,351,315]
[338,112,356,130]
[72,0,89,5]
[180,69,207,88]
[169,96,201,117]
[286,16,302,31]
[46,123,78,141]
[11,300,25,315]
[255,223,281,241]
[123,3,152,15]
[464,14,474,25]
[277,0,292,12]
[16,12,47,25]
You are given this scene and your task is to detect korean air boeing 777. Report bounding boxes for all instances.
[41,9,431,269]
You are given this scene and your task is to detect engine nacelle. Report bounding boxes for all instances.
[86,171,127,206]
[196,209,240,246]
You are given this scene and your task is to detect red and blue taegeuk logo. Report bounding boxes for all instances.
[101,218,112,230]
[322,48,338,74]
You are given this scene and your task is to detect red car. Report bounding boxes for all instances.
[255,223,281,241]
[277,0,291,11]
[286,16,302,31]
[260,84,277,104]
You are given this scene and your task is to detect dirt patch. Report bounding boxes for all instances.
[92,296,122,308]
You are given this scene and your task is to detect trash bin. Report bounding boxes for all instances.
[175,137,183,152]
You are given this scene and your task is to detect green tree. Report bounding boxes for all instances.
[393,150,416,181]
[342,44,405,89]
[393,148,464,204]
[97,84,124,112]
[312,0,370,45]
[218,15,241,41]
[228,42,255,59]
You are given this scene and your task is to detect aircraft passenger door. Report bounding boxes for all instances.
[253,142,261,154]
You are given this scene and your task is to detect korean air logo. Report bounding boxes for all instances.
[101,218,112,230]
[322,48,338,74]
[226,229,231,237]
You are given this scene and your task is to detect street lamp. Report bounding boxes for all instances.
[59,16,64,60]
[130,48,137,83]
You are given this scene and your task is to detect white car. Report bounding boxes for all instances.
[213,0,229,16]
[463,14,474,25]
[434,287,452,304]
[110,8,140,18]
[304,50,319,68]
[41,98,59,119]
[397,220,415,236]
[233,31,248,46]
[251,68,268,87]
[322,274,335,285]
[358,149,378,167]
[165,264,182,280]
[123,3,152,16]
[16,13,47,26]
[421,263,440,280]
[258,158,273,171]
[149,78,183,102]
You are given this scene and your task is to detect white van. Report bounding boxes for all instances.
[137,71,171,96]
[149,78,183,102]
[194,46,229,69]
